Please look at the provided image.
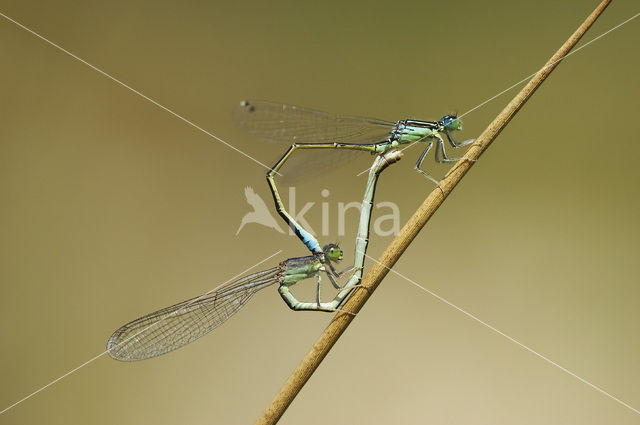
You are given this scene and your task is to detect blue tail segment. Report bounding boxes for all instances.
[289,221,321,254]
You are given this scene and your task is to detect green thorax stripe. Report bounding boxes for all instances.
[392,119,440,143]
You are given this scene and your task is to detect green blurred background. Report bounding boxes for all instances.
[1,0,639,424]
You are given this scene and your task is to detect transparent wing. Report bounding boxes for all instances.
[233,100,396,144]
[275,148,366,185]
[107,267,280,361]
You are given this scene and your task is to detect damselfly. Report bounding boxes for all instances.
[107,243,345,361]
[234,101,473,254]
[107,150,402,361]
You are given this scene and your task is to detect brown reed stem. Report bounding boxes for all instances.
[254,1,612,423]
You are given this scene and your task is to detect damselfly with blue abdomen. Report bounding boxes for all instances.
[234,101,474,254]
[106,150,402,361]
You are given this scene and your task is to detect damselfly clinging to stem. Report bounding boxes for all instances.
[107,243,346,361]
[234,101,475,254]
[106,150,402,361]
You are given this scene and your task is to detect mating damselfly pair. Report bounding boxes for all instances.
[107,102,473,361]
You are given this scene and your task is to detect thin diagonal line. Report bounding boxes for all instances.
[459,12,640,118]
[359,251,640,416]
[0,11,281,176]
[0,250,283,415]
[355,12,640,179]
[355,141,420,177]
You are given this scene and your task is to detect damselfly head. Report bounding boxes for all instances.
[323,243,344,262]
[440,115,462,132]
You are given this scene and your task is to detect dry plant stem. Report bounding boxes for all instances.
[254,1,612,424]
